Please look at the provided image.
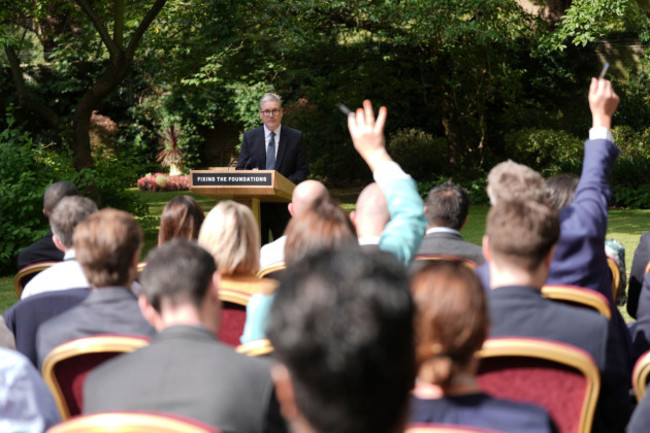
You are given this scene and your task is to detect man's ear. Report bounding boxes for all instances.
[460,215,468,230]
[138,295,160,329]
[288,202,296,217]
[349,210,357,228]
[209,272,221,304]
[482,235,491,262]
[271,363,300,421]
[52,234,66,253]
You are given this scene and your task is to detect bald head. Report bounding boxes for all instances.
[289,180,329,217]
[352,183,390,238]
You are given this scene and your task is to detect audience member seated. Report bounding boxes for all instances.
[157,195,204,246]
[627,231,650,319]
[627,387,650,433]
[259,180,329,268]
[17,181,80,270]
[409,260,555,433]
[35,209,155,368]
[416,181,484,265]
[267,247,414,433]
[83,240,286,433]
[0,346,60,432]
[21,196,97,299]
[484,199,629,432]
[350,182,390,248]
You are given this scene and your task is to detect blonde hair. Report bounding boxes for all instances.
[486,160,546,206]
[198,201,260,275]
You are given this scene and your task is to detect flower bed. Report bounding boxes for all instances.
[137,173,190,192]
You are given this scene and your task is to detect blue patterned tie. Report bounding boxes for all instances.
[266,131,276,170]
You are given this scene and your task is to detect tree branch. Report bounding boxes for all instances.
[5,45,60,129]
[126,0,167,61]
[75,0,121,61]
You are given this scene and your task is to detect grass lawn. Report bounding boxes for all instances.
[2,192,650,322]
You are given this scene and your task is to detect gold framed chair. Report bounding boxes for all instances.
[606,257,621,302]
[406,424,504,433]
[257,261,286,279]
[42,335,150,420]
[218,275,278,347]
[541,284,611,319]
[645,260,650,275]
[633,349,650,402]
[46,411,220,433]
[476,337,601,433]
[14,261,58,297]
[414,255,477,270]
[236,338,274,357]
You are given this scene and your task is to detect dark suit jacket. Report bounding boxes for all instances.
[489,285,631,433]
[3,288,90,368]
[416,231,484,265]
[17,231,64,270]
[409,393,556,433]
[35,287,155,368]
[83,325,287,433]
[236,125,308,184]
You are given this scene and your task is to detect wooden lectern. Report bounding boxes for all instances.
[190,169,295,227]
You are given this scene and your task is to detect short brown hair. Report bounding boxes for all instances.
[73,208,143,288]
[486,160,546,206]
[198,201,259,275]
[411,261,488,388]
[486,200,559,272]
[284,197,357,266]
[158,195,205,245]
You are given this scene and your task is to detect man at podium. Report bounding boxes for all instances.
[236,93,309,244]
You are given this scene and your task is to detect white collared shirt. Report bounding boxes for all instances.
[425,226,461,236]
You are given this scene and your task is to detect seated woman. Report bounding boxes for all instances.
[409,261,556,433]
[241,197,358,344]
[158,195,205,245]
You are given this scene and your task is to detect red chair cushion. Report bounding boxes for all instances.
[218,302,247,346]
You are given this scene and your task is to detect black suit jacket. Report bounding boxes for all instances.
[17,231,64,270]
[236,125,308,184]
[416,231,485,265]
[84,325,287,433]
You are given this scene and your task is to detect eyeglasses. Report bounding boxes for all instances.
[261,109,281,117]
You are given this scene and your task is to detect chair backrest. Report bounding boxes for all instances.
[633,349,650,401]
[606,257,621,302]
[42,335,150,420]
[14,261,58,297]
[414,255,477,269]
[257,261,286,279]
[3,288,90,368]
[476,337,600,433]
[46,411,220,433]
[217,275,278,347]
[541,284,611,319]
[406,423,504,433]
[236,338,274,357]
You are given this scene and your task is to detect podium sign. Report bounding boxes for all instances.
[190,169,295,229]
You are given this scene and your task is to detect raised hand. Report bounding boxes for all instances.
[589,78,619,130]
[347,100,392,172]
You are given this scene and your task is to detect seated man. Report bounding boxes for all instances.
[36,209,155,367]
[267,247,415,433]
[17,181,80,270]
[484,199,629,432]
[350,182,390,247]
[417,181,484,264]
[21,196,97,299]
[84,240,286,433]
[259,179,329,268]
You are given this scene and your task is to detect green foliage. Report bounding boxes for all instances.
[503,128,584,176]
[0,108,53,275]
[612,184,650,208]
[387,128,449,182]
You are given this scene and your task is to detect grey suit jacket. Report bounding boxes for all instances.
[35,287,155,368]
[83,325,286,433]
[416,231,484,265]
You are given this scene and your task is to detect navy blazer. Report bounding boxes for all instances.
[236,125,308,184]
